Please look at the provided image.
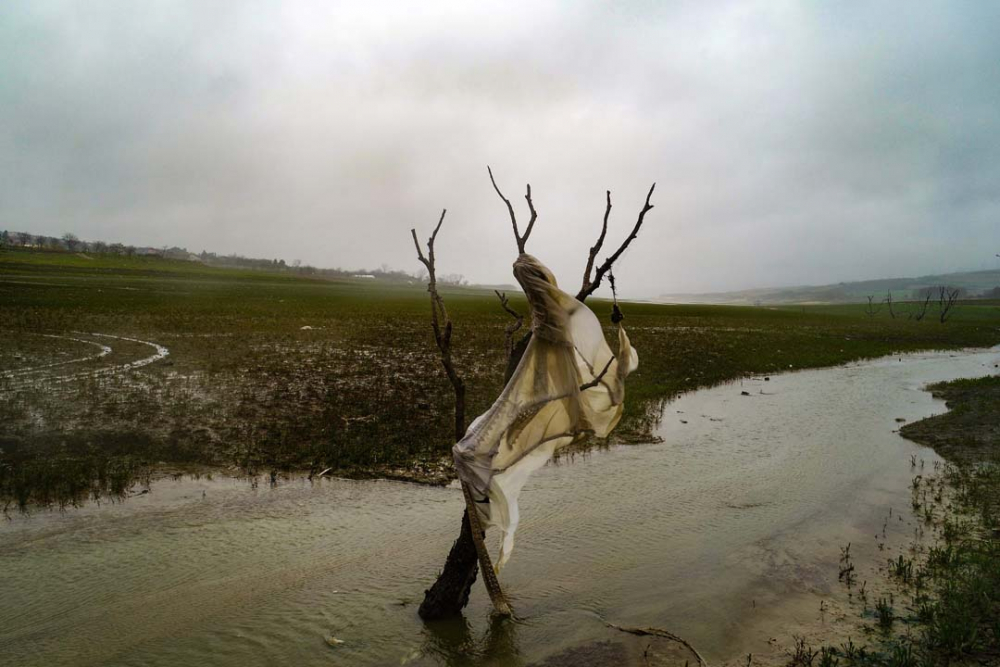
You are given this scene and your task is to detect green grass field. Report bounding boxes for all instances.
[3,247,1000,510]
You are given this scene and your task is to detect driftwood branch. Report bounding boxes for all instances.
[577,183,656,302]
[488,166,536,254]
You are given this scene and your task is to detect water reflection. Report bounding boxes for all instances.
[421,614,523,667]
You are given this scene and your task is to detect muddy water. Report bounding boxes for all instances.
[2,347,998,666]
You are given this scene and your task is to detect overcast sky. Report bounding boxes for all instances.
[3,1,999,296]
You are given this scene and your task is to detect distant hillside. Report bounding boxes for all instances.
[0,230,450,286]
[659,269,1000,305]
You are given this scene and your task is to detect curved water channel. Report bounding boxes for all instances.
[2,347,998,666]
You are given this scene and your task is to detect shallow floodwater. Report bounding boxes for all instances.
[2,347,998,666]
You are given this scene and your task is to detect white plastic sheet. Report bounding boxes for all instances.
[453,254,638,570]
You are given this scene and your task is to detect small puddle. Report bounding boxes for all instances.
[1,347,998,666]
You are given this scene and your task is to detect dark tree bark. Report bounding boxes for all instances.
[418,506,480,619]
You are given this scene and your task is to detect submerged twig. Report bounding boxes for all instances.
[607,623,709,667]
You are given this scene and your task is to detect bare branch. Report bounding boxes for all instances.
[488,165,520,251]
[410,209,445,272]
[494,290,519,320]
[938,285,960,323]
[577,182,656,302]
[410,231,426,265]
[914,291,932,321]
[494,290,524,358]
[523,184,537,247]
[411,209,464,441]
[579,356,615,392]
[581,190,612,298]
[487,166,536,253]
[864,294,882,319]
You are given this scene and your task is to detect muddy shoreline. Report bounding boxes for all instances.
[900,373,1000,463]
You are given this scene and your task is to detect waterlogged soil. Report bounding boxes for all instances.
[5,252,1000,510]
[3,346,998,667]
[900,373,1000,462]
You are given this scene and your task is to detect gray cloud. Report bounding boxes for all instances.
[3,0,999,296]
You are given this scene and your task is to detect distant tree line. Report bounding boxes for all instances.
[0,229,451,285]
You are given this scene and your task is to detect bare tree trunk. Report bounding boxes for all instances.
[413,211,510,620]
[418,342,522,620]
[416,170,656,620]
[417,508,480,619]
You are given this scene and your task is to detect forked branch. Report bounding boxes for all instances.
[488,166,537,253]
[411,210,464,440]
[494,290,524,358]
[938,285,961,323]
[579,356,615,392]
[577,183,656,302]
[864,294,882,319]
[412,209,511,619]
[581,190,612,299]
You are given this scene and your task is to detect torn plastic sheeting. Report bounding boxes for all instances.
[453,254,638,571]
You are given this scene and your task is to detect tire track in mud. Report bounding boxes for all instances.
[1,335,112,378]
[1,332,170,390]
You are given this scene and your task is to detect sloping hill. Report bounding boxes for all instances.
[659,269,1000,305]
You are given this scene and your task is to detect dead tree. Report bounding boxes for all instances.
[410,212,465,440]
[415,170,656,620]
[938,285,961,323]
[412,211,511,619]
[864,295,881,319]
[914,291,932,321]
[885,290,895,319]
